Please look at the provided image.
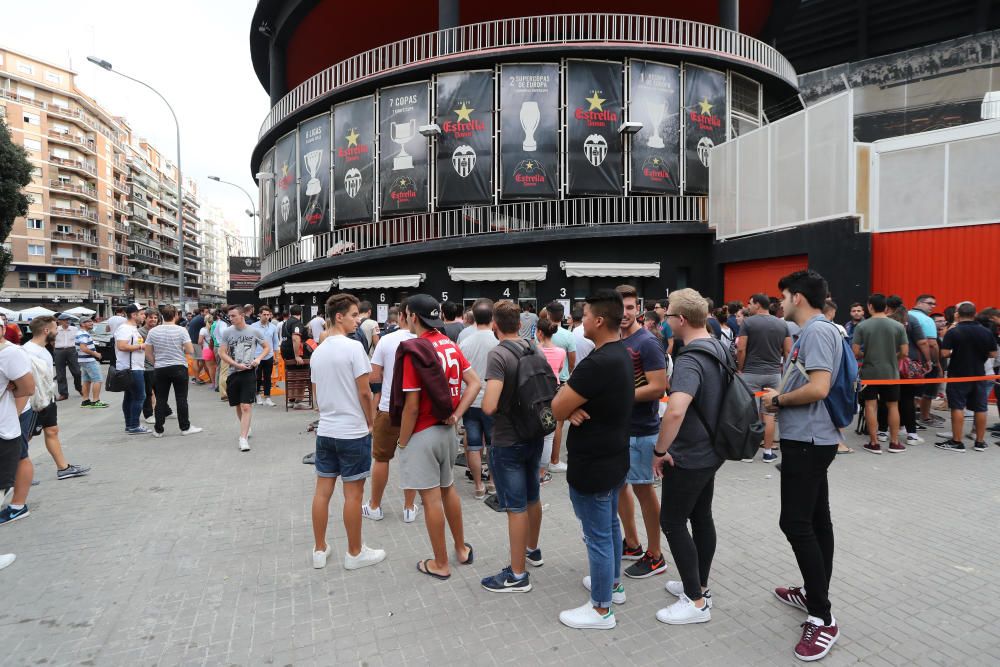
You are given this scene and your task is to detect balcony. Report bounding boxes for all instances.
[46,130,96,155]
[112,178,129,195]
[114,243,128,254]
[159,241,179,256]
[114,221,129,235]
[112,158,128,173]
[52,230,99,245]
[114,264,129,274]
[51,256,99,268]
[129,270,157,284]
[48,155,96,177]
[114,201,129,216]
[130,253,160,266]
[49,206,97,223]
[0,88,45,110]
[48,180,98,202]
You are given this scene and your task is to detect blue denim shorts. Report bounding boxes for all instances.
[80,362,103,383]
[489,440,543,513]
[463,407,493,452]
[627,433,658,485]
[315,434,372,481]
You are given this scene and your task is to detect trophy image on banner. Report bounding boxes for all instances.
[280,195,290,222]
[520,101,540,152]
[303,150,323,196]
[390,119,416,170]
[646,102,666,148]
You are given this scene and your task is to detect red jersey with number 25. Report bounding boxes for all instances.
[402,329,470,433]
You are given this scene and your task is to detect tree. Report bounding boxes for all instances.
[0,115,33,283]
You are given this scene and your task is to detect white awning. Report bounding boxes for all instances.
[560,261,660,278]
[283,279,335,295]
[258,286,282,299]
[338,274,425,290]
[448,266,548,282]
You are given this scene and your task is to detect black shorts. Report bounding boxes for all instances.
[0,436,20,490]
[36,401,58,430]
[861,384,900,403]
[227,370,257,406]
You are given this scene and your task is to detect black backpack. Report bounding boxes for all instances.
[349,321,370,355]
[678,340,764,461]
[499,340,559,441]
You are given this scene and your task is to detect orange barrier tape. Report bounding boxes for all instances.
[861,375,999,386]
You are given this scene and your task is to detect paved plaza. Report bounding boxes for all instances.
[1,382,999,667]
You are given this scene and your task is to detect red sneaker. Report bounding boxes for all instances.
[862,442,882,455]
[888,442,907,453]
[794,618,839,661]
[773,585,808,611]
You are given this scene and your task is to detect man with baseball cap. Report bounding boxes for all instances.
[393,294,481,580]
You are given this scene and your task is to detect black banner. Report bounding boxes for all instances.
[500,63,559,200]
[273,132,298,248]
[333,96,375,223]
[297,113,331,236]
[229,257,262,291]
[683,65,727,195]
[378,82,429,215]
[260,148,276,255]
[436,71,493,207]
[566,60,622,196]
[629,60,681,195]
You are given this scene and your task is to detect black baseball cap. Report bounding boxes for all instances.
[125,304,140,315]
[407,294,444,329]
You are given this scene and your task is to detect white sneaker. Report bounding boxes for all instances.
[559,601,616,630]
[664,580,713,608]
[312,544,332,569]
[656,595,712,625]
[548,461,568,473]
[145,415,156,424]
[0,553,15,570]
[263,398,275,407]
[239,437,250,452]
[906,433,924,444]
[361,504,384,521]
[256,395,263,405]
[876,431,888,443]
[583,576,626,605]
[152,431,164,439]
[181,426,203,435]
[402,505,420,523]
[344,544,386,570]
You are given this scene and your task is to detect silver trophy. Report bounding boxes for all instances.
[280,195,290,222]
[646,102,666,148]
[303,150,323,196]
[390,119,416,170]
[520,101,540,152]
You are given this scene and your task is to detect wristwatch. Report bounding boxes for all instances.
[771,395,781,409]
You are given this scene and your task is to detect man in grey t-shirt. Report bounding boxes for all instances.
[458,299,498,499]
[145,304,201,437]
[219,305,270,452]
[737,294,792,462]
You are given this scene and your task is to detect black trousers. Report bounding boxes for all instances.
[143,369,172,419]
[153,365,190,433]
[778,440,838,625]
[53,347,81,396]
[256,358,274,396]
[878,383,917,434]
[659,464,718,602]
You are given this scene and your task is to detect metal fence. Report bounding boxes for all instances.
[258,13,796,141]
[262,194,706,277]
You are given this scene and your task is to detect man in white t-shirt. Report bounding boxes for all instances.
[308,311,326,343]
[106,306,127,336]
[358,301,380,358]
[115,305,150,434]
[309,293,386,571]
[362,299,418,522]
[571,305,596,364]
[0,339,34,536]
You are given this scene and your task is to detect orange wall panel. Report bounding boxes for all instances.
[723,255,808,304]
[871,225,1000,311]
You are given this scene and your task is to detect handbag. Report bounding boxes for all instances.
[105,338,131,392]
[898,357,926,380]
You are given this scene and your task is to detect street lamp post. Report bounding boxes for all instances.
[87,56,187,313]
[207,176,259,257]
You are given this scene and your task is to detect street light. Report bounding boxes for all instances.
[207,175,259,257]
[87,56,188,313]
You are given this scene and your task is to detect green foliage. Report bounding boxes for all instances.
[0,115,33,282]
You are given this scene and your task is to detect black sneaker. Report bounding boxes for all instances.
[481,566,531,593]
[525,547,544,567]
[56,463,91,480]
[624,551,667,579]
[935,439,966,453]
[915,422,927,431]
[973,441,987,452]
[622,540,644,561]
[80,400,92,407]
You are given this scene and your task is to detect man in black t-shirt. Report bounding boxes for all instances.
[552,289,633,631]
[280,305,311,407]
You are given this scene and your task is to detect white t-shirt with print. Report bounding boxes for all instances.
[310,334,372,439]
[114,323,145,370]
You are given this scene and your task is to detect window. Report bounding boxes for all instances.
[27,218,43,230]
[56,224,72,234]
[51,122,69,134]
[55,246,73,258]
[19,272,72,289]
[28,244,45,256]
[45,71,61,84]
[16,85,33,99]
[22,111,39,125]
[16,62,33,75]
[23,138,41,152]
[50,95,68,109]
[52,147,70,159]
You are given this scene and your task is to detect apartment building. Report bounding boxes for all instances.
[0,47,211,315]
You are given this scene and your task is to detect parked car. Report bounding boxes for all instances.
[89,322,116,364]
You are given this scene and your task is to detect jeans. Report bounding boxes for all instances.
[122,370,146,430]
[488,441,543,513]
[569,480,624,608]
[463,407,493,451]
[153,365,191,433]
[778,439,838,625]
[659,464,718,601]
[53,347,81,396]
[256,358,274,397]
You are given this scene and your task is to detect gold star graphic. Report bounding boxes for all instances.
[585,92,606,112]
[454,102,474,122]
[525,161,534,170]
[698,97,713,115]
[652,158,661,165]
[345,128,360,147]
[400,178,408,186]
[281,163,288,177]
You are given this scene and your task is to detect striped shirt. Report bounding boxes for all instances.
[76,330,98,364]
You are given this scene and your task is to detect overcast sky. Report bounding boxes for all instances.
[1,0,270,237]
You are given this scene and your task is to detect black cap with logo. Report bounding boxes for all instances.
[407,294,444,329]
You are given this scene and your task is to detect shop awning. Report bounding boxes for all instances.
[560,261,660,278]
[448,266,548,282]
[283,279,335,295]
[337,274,425,290]
[258,286,282,299]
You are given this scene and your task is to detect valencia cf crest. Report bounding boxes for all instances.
[344,168,362,198]
[697,137,714,167]
[452,145,476,178]
[583,134,608,167]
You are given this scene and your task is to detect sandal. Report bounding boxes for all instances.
[459,542,474,565]
[473,487,487,500]
[416,559,450,580]
[837,446,854,454]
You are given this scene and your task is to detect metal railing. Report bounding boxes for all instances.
[48,155,96,176]
[259,13,796,141]
[46,130,96,154]
[51,256,99,268]
[262,194,706,277]
[49,206,98,223]
[48,180,97,200]
[51,230,99,245]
